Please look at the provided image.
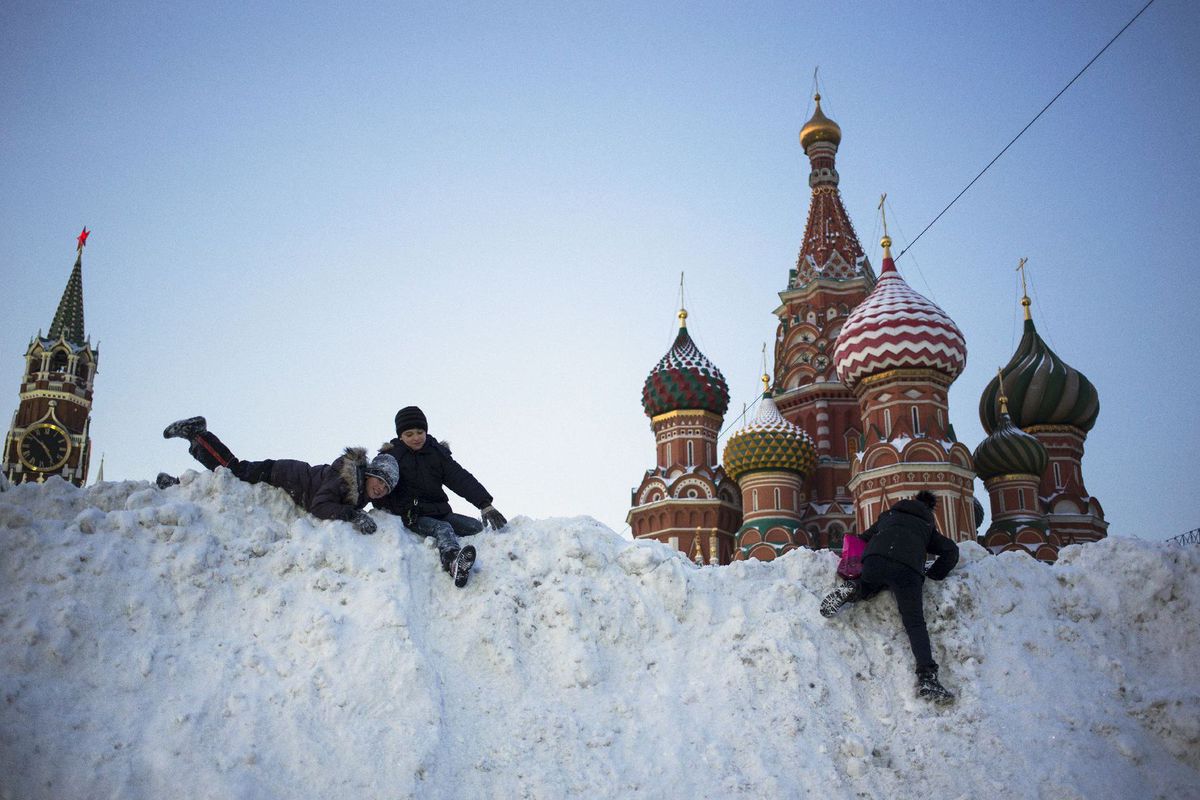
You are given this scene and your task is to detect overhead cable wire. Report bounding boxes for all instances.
[896,0,1157,261]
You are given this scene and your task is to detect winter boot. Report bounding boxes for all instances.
[917,668,955,704]
[155,472,180,489]
[187,430,237,470]
[820,580,861,618]
[451,545,476,589]
[163,416,207,440]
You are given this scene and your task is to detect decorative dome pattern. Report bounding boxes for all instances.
[973,409,1048,481]
[979,318,1099,433]
[833,249,967,390]
[642,326,730,417]
[722,396,817,482]
[799,94,842,150]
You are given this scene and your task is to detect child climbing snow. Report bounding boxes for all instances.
[373,405,508,587]
[158,416,397,534]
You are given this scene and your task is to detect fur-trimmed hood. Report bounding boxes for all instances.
[334,446,369,506]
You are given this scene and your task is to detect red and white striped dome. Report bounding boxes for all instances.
[833,239,966,390]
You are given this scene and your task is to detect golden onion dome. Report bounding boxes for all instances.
[799,93,842,150]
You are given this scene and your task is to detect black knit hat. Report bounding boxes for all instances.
[915,490,938,509]
[394,406,428,435]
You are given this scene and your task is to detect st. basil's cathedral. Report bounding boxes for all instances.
[628,95,1107,565]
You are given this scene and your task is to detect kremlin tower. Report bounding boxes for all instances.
[771,94,877,550]
[722,375,818,561]
[628,307,741,564]
[832,231,977,541]
[977,274,1106,557]
[3,229,99,487]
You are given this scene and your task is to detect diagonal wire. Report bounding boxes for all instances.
[896,0,1156,261]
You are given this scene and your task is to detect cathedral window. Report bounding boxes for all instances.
[911,406,922,436]
[774,487,781,509]
[883,409,892,438]
[686,441,695,466]
[1053,463,1063,488]
[752,489,759,512]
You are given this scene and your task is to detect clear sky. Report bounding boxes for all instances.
[2,1,1196,540]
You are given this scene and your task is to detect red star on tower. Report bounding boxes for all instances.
[76,227,90,251]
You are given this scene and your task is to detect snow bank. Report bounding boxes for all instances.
[1,473,1197,800]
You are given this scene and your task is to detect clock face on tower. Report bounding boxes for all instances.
[18,423,72,472]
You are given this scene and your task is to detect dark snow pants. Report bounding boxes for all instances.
[859,555,936,672]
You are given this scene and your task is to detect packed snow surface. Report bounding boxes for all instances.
[1,473,1198,800]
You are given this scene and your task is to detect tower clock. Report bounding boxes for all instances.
[3,229,99,487]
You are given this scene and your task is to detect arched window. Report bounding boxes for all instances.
[883,409,892,437]
[49,351,69,375]
[686,441,695,466]
[774,487,781,509]
[911,406,922,436]
[752,489,759,512]
[1053,463,1063,488]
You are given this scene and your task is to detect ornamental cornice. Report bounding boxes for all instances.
[983,473,1042,487]
[856,368,954,392]
[650,409,724,425]
[1024,424,1086,437]
[773,382,855,409]
[774,280,871,314]
[847,462,976,492]
[19,389,90,406]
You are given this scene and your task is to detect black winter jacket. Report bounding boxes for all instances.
[861,498,959,580]
[264,447,369,522]
[374,435,492,523]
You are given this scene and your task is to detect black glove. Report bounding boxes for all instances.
[481,505,507,530]
[350,510,377,535]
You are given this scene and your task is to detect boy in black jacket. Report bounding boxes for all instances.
[820,490,960,703]
[374,406,507,587]
[158,416,397,534]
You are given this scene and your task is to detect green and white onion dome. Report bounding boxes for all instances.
[722,393,817,482]
[642,312,730,418]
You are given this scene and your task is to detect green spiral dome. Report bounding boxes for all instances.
[980,318,1099,434]
[973,409,1048,481]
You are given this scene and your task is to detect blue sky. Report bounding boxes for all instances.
[2,1,1196,540]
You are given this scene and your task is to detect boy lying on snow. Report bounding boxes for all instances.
[156,416,397,535]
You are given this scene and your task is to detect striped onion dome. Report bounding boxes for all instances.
[833,237,967,390]
[642,310,730,418]
[973,406,1048,481]
[722,391,817,482]
[979,317,1099,433]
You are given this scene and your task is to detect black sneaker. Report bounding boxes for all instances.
[163,416,207,440]
[155,472,181,489]
[820,581,859,618]
[917,670,955,704]
[451,545,476,588]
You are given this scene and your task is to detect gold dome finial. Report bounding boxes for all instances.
[878,193,893,260]
[800,91,842,150]
[1016,257,1032,321]
[996,368,1010,415]
[678,308,688,328]
[761,343,771,394]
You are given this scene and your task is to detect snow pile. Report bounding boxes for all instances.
[1,473,1198,800]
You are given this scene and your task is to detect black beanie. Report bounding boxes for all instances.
[395,406,428,435]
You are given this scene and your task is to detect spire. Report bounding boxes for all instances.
[48,228,88,345]
[1016,257,1031,321]
[878,194,896,274]
[792,91,871,288]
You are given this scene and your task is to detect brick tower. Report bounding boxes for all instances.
[722,375,818,561]
[3,229,99,486]
[628,307,741,564]
[832,233,977,541]
[978,277,1106,550]
[771,93,877,549]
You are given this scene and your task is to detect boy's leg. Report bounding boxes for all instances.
[446,513,484,537]
[411,516,461,570]
[230,459,274,484]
